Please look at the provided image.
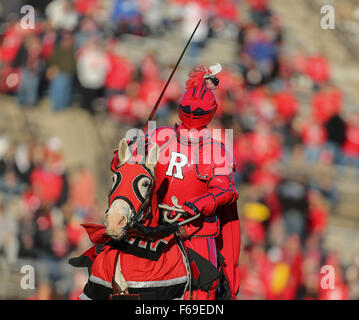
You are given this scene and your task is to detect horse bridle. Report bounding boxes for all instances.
[107,161,201,240]
[107,161,155,224]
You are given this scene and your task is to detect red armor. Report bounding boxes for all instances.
[146,126,236,232]
[138,124,240,299]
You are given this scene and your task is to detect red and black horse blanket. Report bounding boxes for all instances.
[70,224,189,300]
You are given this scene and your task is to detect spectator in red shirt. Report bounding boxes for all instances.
[238,245,268,299]
[137,77,164,114]
[40,21,57,61]
[311,84,342,124]
[300,117,327,163]
[0,21,24,64]
[307,190,328,236]
[74,0,99,16]
[28,140,65,206]
[107,92,135,123]
[0,21,26,94]
[30,165,64,206]
[105,40,135,95]
[305,54,331,86]
[273,90,299,122]
[214,0,238,23]
[68,165,96,220]
[247,122,283,167]
[283,234,303,293]
[139,53,160,81]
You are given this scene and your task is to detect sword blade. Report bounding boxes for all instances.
[143,19,202,133]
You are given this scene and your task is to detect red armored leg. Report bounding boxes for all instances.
[183,237,218,300]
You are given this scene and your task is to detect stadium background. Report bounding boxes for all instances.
[1,0,359,300]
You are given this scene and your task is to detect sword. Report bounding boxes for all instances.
[143,19,202,134]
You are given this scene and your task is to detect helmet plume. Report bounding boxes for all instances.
[185,65,211,89]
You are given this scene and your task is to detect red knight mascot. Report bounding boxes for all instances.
[133,64,241,300]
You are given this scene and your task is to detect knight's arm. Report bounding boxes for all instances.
[182,172,238,217]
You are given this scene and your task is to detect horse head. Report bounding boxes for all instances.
[105,138,159,240]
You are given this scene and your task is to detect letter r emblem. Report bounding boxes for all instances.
[165,152,188,179]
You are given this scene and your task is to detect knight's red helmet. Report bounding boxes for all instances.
[179,64,221,129]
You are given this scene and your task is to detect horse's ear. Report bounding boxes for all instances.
[118,138,131,164]
[145,143,159,172]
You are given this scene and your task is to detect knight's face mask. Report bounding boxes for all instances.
[178,64,220,130]
[178,76,219,130]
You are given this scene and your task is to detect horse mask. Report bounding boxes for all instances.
[105,138,159,239]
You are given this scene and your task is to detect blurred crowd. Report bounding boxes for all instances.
[1,0,359,300]
[0,134,99,299]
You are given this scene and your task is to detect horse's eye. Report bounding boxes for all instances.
[142,181,150,188]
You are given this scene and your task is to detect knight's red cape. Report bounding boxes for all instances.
[215,202,241,299]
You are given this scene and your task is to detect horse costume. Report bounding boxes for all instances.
[70,142,193,299]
